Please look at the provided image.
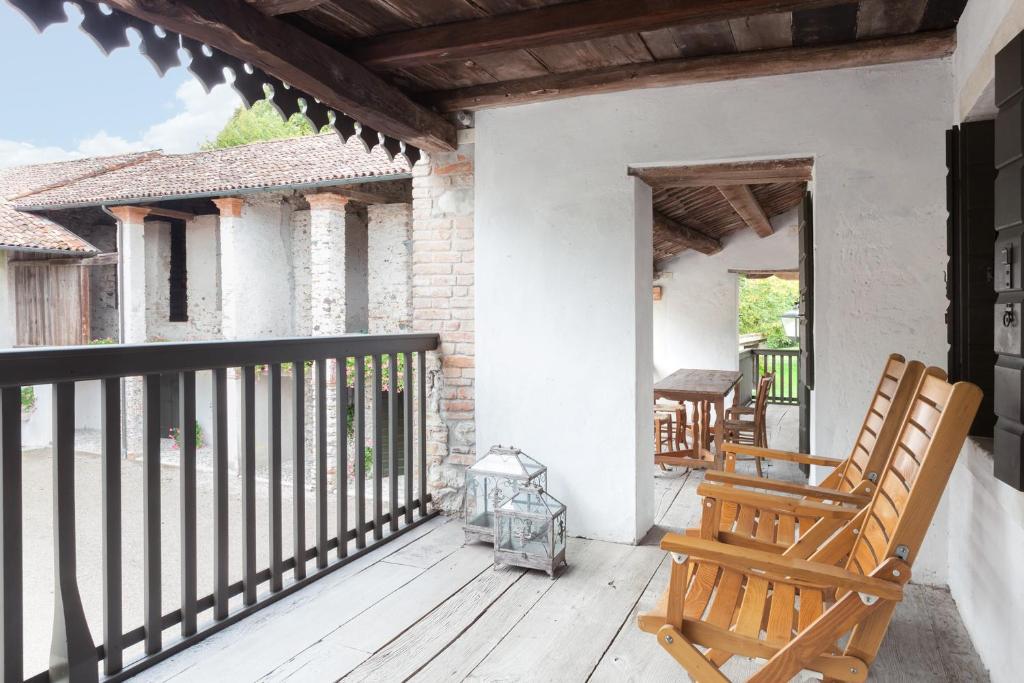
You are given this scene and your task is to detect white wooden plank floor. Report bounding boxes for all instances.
[136,405,989,682]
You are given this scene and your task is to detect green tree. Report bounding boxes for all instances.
[738,276,799,348]
[202,98,318,150]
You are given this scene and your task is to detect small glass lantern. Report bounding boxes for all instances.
[463,445,547,544]
[494,485,567,578]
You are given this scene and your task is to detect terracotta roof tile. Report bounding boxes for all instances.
[0,151,157,201]
[0,204,98,254]
[13,134,410,209]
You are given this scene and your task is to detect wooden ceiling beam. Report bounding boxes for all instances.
[136,206,197,221]
[631,159,814,188]
[246,0,330,16]
[317,186,410,205]
[654,212,722,255]
[718,185,774,237]
[94,0,456,152]
[430,30,954,111]
[349,0,840,68]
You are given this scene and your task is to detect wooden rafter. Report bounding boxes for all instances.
[632,159,814,189]
[135,206,196,221]
[348,0,842,68]
[92,0,456,152]
[246,0,329,15]
[316,186,410,205]
[655,212,722,255]
[719,185,774,237]
[430,30,954,112]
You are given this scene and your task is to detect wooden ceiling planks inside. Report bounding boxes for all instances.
[639,158,811,266]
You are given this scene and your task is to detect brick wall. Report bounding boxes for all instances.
[411,146,475,512]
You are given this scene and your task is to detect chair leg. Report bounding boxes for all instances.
[656,625,729,683]
[754,456,763,478]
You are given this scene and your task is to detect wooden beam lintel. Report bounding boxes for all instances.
[654,211,722,255]
[430,30,955,112]
[718,185,774,237]
[350,0,841,68]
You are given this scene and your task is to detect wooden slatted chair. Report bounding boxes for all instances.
[637,368,981,682]
[722,373,775,477]
[703,355,926,547]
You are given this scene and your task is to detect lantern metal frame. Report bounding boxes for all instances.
[493,485,567,578]
[463,445,547,544]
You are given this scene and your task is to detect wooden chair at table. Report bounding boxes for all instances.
[704,354,926,548]
[638,367,982,682]
[721,373,774,477]
[655,402,690,470]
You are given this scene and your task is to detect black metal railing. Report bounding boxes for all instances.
[0,333,439,682]
[751,348,800,405]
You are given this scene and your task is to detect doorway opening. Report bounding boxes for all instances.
[637,158,814,529]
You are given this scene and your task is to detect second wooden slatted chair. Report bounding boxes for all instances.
[704,355,926,548]
[638,368,982,682]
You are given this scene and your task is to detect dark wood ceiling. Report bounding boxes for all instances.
[272,0,967,112]
[634,158,812,267]
[25,1,968,156]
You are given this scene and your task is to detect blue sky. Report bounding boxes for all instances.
[0,2,241,167]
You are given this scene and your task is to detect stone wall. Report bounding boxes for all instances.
[68,219,119,341]
[411,147,476,512]
[368,203,412,334]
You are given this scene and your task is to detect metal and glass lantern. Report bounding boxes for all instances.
[493,485,567,577]
[463,445,547,544]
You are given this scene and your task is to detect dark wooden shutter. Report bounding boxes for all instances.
[994,34,1024,489]
[168,219,188,322]
[798,192,813,454]
[947,121,996,438]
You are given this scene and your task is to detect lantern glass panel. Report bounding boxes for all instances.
[494,487,567,576]
[463,446,547,544]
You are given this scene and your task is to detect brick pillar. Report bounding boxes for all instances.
[411,148,475,513]
[110,206,152,455]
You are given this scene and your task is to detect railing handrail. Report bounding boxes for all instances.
[0,333,440,387]
[751,348,799,355]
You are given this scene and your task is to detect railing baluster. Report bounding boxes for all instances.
[418,352,427,517]
[388,354,399,532]
[101,379,121,674]
[50,382,99,682]
[0,387,22,682]
[241,366,257,606]
[403,353,413,525]
[268,364,283,592]
[212,368,229,620]
[143,374,162,655]
[337,358,348,558]
[179,371,197,636]
[354,356,366,549]
[372,355,383,541]
[315,360,328,569]
[292,361,306,580]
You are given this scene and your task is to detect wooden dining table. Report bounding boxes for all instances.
[653,368,742,470]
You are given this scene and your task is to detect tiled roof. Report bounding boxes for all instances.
[13,134,411,209]
[0,205,98,254]
[0,152,151,254]
[0,152,156,201]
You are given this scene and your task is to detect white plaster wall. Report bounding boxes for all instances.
[946,439,1022,683]
[955,0,1024,120]
[654,218,798,382]
[291,209,312,336]
[475,59,953,546]
[368,203,412,333]
[221,196,296,340]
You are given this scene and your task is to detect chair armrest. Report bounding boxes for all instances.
[727,406,755,418]
[721,442,844,468]
[705,471,873,506]
[659,534,904,601]
[697,483,860,520]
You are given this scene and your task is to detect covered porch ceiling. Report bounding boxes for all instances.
[10,0,966,159]
[631,158,812,267]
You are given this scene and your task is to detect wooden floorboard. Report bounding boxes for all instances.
[137,402,988,683]
[463,539,663,682]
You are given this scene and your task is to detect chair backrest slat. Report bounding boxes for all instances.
[834,355,926,493]
[845,369,982,576]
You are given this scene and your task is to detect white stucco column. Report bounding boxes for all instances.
[368,203,412,334]
[110,205,152,456]
[213,197,246,341]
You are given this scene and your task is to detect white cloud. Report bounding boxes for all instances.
[0,80,241,168]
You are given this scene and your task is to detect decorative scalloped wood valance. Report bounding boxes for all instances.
[5,0,423,166]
